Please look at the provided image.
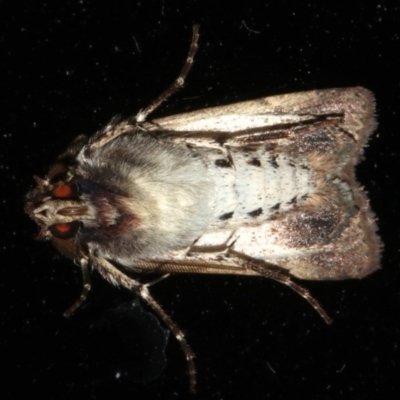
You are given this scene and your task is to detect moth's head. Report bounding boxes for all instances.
[24,135,90,259]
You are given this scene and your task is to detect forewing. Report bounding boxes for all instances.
[149,87,375,154]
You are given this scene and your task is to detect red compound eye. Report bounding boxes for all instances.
[54,223,71,233]
[49,221,80,239]
[52,184,73,198]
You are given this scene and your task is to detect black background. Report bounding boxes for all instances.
[2,1,399,399]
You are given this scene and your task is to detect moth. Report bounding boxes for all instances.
[25,26,381,391]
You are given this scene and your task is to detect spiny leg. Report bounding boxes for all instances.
[91,255,197,392]
[233,257,332,324]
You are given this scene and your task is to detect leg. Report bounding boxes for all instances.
[91,255,197,392]
[64,257,91,318]
[83,25,200,156]
[140,284,197,392]
[134,25,200,123]
[230,256,332,324]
